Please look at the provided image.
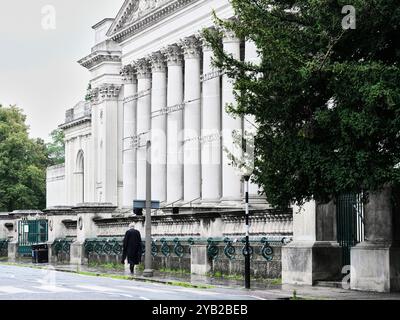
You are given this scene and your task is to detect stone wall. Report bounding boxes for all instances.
[46,165,66,208]
[84,239,287,279]
[0,214,18,241]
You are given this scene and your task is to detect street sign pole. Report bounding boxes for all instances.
[143,140,154,277]
[244,175,251,289]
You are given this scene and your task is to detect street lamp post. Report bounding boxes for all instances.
[244,175,251,289]
[143,140,153,277]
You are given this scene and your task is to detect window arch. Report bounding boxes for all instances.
[75,150,85,204]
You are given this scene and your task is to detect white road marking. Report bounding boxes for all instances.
[176,288,220,296]
[75,285,126,293]
[0,286,34,294]
[140,296,150,300]
[247,295,267,300]
[118,286,176,294]
[32,285,78,293]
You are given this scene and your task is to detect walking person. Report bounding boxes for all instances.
[121,223,143,274]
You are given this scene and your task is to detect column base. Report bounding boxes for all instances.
[199,199,221,207]
[218,197,242,208]
[143,269,154,277]
[282,241,343,285]
[351,242,400,292]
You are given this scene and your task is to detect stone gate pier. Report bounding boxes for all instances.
[351,186,400,292]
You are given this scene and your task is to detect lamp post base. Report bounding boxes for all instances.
[143,269,154,277]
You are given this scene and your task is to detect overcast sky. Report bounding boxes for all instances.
[0,0,124,141]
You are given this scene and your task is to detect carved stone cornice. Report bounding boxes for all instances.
[161,44,183,66]
[121,64,136,83]
[180,35,201,59]
[108,0,199,43]
[134,58,152,79]
[148,51,166,73]
[78,51,122,70]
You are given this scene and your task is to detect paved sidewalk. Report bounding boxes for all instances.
[2,259,400,300]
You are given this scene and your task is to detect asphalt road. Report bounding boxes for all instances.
[0,264,266,300]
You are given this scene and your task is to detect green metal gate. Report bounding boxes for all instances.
[336,192,365,266]
[18,219,48,256]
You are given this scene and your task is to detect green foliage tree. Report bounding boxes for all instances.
[46,128,65,166]
[0,105,50,211]
[204,0,400,208]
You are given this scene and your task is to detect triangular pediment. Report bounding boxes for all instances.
[107,0,173,37]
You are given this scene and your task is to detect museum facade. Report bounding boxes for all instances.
[47,0,264,211]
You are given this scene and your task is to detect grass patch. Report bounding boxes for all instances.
[166,281,214,289]
[88,261,125,271]
[159,267,190,275]
[207,271,282,285]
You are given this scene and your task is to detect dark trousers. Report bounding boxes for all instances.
[130,264,135,274]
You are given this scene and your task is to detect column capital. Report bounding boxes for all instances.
[89,84,122,103]
[148,51,167,73]
[161,44,183,66]
[121,64,136,83]
[180,35,202,59]
[222,28,240,44]
[134,58,151,79]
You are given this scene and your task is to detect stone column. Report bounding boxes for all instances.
[282,200,342,285]
[201,39,222,204]
[134,58,152,201]
[244,40,267,207]
[122,65,138,208]
[162,45,184,204]
[149,52,167,204]
[221,30,242,205]
[181,36,202,203]
[351,186,400,292]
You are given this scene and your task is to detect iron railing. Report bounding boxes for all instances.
[52,238,74,255]
[336,192,365,266]
[0,239,8,257]
[18,219,48,256]
[82,236,292,261]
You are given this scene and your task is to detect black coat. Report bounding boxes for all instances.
[122,229,142,265]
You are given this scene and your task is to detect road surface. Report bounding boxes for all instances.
[0,264,267,300]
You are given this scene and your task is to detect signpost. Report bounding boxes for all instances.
[143,140,154,277]
[244,175,251,289]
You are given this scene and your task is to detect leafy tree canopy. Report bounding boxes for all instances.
[0,105,50,211]
[204,0,400,207]
[46,128,65,166]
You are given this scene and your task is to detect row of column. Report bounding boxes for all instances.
[122,33,257,208]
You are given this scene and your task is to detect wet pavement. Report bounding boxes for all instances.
[2,259,400,300]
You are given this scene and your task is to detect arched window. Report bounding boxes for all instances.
[75,150,85,204]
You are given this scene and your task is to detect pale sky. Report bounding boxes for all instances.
[0,0,124,141]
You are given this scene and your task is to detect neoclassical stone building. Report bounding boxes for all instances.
[30,0,400,293]
[47,0,265,211]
